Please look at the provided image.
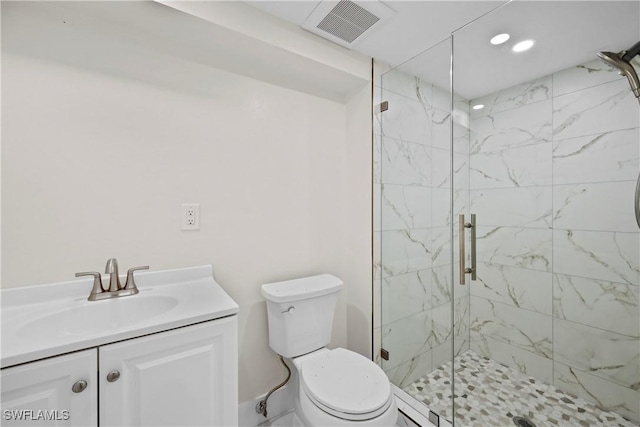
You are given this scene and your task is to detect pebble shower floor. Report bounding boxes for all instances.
[404,350,638,427]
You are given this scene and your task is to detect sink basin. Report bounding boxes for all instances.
[1,264,239,368]
[19,295,179,339]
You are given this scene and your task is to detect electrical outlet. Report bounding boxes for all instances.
[181,204,200,230]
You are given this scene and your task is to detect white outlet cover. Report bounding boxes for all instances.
[181,204,200,231]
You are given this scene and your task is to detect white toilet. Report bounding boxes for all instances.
[261,274,397,426]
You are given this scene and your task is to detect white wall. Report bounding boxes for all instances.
[1,1,372,405]
[345,80,374,359]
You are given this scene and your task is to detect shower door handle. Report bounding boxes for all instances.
[459,214,477,285]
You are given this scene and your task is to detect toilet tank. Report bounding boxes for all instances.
[261,274,343,358]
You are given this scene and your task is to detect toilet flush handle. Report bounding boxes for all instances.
[281,306,295,314]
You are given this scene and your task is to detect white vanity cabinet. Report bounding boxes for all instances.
[1,317,237,427]
[1,350,98,427]
[100,317,238,426]
[1,265,240,427]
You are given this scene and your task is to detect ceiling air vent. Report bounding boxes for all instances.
[302,0,396,49]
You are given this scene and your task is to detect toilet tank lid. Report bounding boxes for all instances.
[261,274,343,303]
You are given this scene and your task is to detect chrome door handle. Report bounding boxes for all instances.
[469,213,477,281]
[459,214,477,285]
[459,214,466,284]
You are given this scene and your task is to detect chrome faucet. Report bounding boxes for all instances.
[76,258,149,301]
[105,258,121,292]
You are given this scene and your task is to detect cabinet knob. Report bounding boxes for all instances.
[106,370,121,382]
[72,380,88,393]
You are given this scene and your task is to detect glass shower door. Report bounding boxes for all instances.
[378,3,640,426]
[451,2,640,426]
[375,38,458,423]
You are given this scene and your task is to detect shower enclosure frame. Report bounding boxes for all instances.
[375,3,640,425]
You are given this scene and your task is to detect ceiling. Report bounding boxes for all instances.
[248,0,640,99]
[4,1,372,103]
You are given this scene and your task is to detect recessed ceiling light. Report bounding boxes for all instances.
[472,104,485,110]
[512,39,535,53]
[490,33,510,45]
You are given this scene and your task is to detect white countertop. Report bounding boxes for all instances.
[1,265,238,368]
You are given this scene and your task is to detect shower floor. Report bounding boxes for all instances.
[404,350,638,427]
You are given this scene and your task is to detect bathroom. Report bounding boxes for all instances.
[1,1,638,427]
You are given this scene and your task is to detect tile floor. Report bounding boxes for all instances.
[404,350,638,427]
[257,403,423,427]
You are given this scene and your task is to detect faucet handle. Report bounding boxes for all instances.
[76,271,105,301]
[124,266,149,291]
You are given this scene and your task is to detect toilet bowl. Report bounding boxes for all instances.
[292,348,397,426]
[261,274,397,426]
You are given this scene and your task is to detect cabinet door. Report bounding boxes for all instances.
[1,350,97,427]
[100,317,238,427]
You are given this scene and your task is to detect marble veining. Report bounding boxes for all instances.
[382,269,432,325]
[373,134,381,185]
[476,226,552,272]
[430,296,469,348]
[553,181,638,232]
[380,184,431,230]
[471,333,553,383]
[432,147,467,189]
[381,311,431,370]
[385,348,433,389]
[432,189,469,229]
[470,99,552,154]
[553,229,639,285]
[470,296,552,358]
[375,60,467,382]
[554,318,639,391]
[380,228,431,278]
[552,79,639,140]
[470,75,552,119]
[373,233,381,282]
[430,226,452,267]
[470,142,552,189]
[471,187,552,229]
[472,262,552,315]
[553,128,639,185]
[374,57,639,426]
[380,89,431,145]
[553,273,639,337]
[554,362,639,422]
[553,58,628,97]
[380,136,431,187]
[432,263,469,306]
[382,68,423,101]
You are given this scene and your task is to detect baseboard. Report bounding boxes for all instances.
[238,384,295,427]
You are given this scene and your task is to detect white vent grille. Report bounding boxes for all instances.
[302,0,396,49]
[316,1,380,43]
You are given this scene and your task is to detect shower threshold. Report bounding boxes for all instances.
[404,350,638,427]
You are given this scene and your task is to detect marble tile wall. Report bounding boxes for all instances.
[468,58,640,422]
[373,59,471,390]
[374,56,639,423]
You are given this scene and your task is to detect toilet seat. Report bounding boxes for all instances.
[299,348,393,421]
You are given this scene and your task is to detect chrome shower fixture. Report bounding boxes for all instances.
[598,41,640,98]
[601,42,640,229]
